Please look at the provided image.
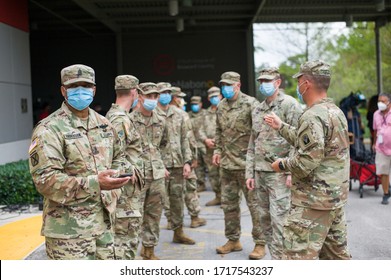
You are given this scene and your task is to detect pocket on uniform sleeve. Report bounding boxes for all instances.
[283,218,312,253]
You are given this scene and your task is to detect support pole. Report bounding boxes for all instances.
[375,21,383,94]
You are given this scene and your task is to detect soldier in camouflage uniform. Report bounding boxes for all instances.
[155,82,202,244]
[199,87,222,206]
[29,64,131,260]
[105,75,144,260]
[129,82,168,260]
[246,67,302,259]
[169,87,206,228]
[189,96,208,192]
[265,60,351,260]
[213,71,264,259]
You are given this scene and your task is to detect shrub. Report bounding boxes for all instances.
[0,160,41,205]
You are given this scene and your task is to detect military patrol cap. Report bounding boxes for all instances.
[115,75,139,90]
[257,67,280,80]
[191,96,202,104]
[157,82,172,93]
[207,86,221,98]
[219,71,241,85]
[171,86,186,97]
[139,82,159,95]
[292,60,331,78]
[61,64,95,85]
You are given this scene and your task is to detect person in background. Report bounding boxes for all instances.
[199,86,222,206]
[373,92,391,205]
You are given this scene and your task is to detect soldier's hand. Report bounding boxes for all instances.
[164,169,170,179]
[271,159,282,172]
[205,138,215,149]
[246,178,255,190]
[98,170,130,190]
[264,112,282,130]
[183,163,191,178]
[286,175,292,188]
[212,154,221,166]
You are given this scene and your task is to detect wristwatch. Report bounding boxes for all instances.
[278,161,285,171]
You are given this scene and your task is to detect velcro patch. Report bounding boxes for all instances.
[64,132,83,139]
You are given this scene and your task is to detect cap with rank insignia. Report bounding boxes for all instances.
[61,64,95,85]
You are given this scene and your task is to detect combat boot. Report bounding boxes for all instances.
[166,220,172,230]
[216,240,242,254]
[173,226,196,245]
[190,216,207,228]
[143,246,159,260]
[249,244,266,260]
[205,194,221,206]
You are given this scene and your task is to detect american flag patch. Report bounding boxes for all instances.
[29,139,38,154]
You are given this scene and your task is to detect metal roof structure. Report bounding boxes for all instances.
[29,0,391,36]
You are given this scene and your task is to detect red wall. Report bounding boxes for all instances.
[0,0,29,32]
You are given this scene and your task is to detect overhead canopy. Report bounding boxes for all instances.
[29,0,391,36]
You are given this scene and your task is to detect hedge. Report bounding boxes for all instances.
[0,160,41,205]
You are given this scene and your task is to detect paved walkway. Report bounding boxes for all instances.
[1,180,391,260]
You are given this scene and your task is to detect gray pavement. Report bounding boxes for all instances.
[2,179,390,260]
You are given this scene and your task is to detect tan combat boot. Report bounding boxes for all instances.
[205,194,221,206]
[173,226,196,245]
[190,216,207,228]
[143,246,159,260]
[249,244,266,260]
[216,240,242,254]
[166,220,172,230]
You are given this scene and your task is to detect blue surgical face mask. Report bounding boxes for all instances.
[131,98,138,109]
[66,86,94,111]
[259,82,276,97]
[221,85,235,99]
[296,81,307,104]
[191,104,200,113]
[210,96,220,106]
[182,105,186,111]
[143,98,158,111]
[159,93,172,105]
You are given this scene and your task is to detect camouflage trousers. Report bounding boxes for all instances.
[204,148,220,195]
[113,185,143,260]
[163,167,185,230]
[165,168,201,220]
[282,204,351,260]
[184,169,201,217]
[221,168,264,244]
[140,176,165,247]
[255,171,290,259]
[195,146,207,189]
[45,229,115,260]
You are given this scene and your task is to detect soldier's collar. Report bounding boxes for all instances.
[61,102,101,129]
[228,91,243,109]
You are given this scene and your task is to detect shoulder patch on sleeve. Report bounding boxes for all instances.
[299,129,315,150]
[30,152,39,167]
[29,138,39,154]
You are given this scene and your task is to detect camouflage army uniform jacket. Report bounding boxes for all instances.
[29,102,129,239]
[246,91,302,178]
[183,111,198,160]
[106,104,144,218]
[156,105,192,168]
[129,109,168,180]
[279,98,350,210]
[106,104,143,170]
[198,106,218,145]
[188,109,207,149]
[215,91,259,170]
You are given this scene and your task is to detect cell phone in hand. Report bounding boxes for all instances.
[117,173,133,178]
